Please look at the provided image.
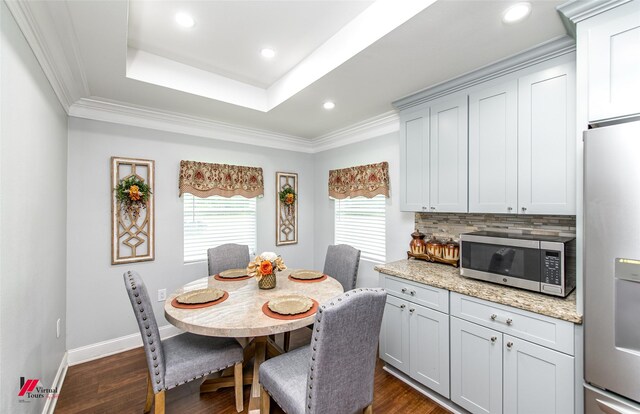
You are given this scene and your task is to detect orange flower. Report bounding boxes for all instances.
[129,185,141,201]
[285,193,295,205]
[259,260,273,275]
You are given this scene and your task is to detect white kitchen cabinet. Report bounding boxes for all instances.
[380,294,410,374]
[518,62,576,215]
[503,335,574,414]
[409,303,450,398]
[468,81,518,214]
[450,316,503,414]
[379,275,450,398]
[399,105,430,212]
[429,94,468,213]
[583,1,640,123]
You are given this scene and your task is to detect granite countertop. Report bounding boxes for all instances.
[374,259,582,324]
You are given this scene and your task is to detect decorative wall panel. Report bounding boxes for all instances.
[111,157,155,264]
[276,172,298,246]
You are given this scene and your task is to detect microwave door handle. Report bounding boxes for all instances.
[596,399,640,414]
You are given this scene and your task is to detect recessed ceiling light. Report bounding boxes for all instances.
[175,12,195,29]
[261,48,276,59]
[323,101,335,110]
[502,2,531,24]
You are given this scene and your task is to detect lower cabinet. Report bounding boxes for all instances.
[380,294,450,398]
[450,317,503,414]
[450,316,575,414]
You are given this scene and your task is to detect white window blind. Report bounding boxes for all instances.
[334,194,386,263]
[183,194,257,263]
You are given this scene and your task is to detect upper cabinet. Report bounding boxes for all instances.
[468,81,518,214]
[518,62,576,215]
[399,105,430,212]
[396,43,576,215]
[429,95,468,213]
[580,1,640,124]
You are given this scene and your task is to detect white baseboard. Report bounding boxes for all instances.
[43,352,68,414]
[382,365,469,414]
[67,325,183,366]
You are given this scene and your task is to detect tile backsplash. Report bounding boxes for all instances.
[415,213,576,241]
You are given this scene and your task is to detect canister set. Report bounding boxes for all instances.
[408,229,460,267]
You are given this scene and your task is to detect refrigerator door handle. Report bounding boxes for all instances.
[597,398,640,414]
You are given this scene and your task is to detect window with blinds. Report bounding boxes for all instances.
[183,194,257,263]
[334,194,386,263]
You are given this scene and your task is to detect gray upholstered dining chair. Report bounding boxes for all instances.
[323,244,361,291]
[123,271,245,413]
[207,243,251,276]
[283,243,362,352]
[260,288,387,414]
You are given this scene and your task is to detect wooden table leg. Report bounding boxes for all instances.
[266,337,285,358]
[248,336,267,414]
[201,338,256,393]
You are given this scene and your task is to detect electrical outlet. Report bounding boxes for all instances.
[56,318,61,338]
[158,288,167,302]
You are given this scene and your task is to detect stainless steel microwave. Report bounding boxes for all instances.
[460,231,576,297]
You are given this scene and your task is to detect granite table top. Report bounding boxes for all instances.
[165,270,344,337]
[375,259,582,324]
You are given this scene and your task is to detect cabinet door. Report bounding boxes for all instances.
[409,304,450,398]
[451,317,503,414]
[503,336,574,414]
[518,62,576,215]
[399,105,430,212]
[379,295,410,374]
[468,81,518,214]
[429,95,468,213]
[586,1,640,123]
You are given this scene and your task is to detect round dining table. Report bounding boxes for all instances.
[164,269,344,413]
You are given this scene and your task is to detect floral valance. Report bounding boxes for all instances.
[328,161,390,199]
[179,160,264,198]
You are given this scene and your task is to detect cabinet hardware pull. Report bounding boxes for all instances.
[400,304,406,309]
[507,207,513,211]
[491,336,497,343]
[410,290,416,296]
[506,318,513,325]
[401,288,407,294]
[522,207,527,212]
[409,308,415,313]
[506,342,513,349]
[430,206,436,210]
[490,314,497,320]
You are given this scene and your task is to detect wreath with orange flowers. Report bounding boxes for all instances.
[114,176,152,219]
[278,187,296,206]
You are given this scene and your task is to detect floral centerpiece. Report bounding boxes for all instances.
[114,176,152,220]
[247,252,286,289]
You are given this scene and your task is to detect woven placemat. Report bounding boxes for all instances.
[288,274,328,283]
[171,291,229,309]
[261,299,319,320]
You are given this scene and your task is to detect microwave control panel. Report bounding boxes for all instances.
[543,251,562,285]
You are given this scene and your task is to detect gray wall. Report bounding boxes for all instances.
[0,3,68,412]
[313,132,414,288]
[66,118,315,350]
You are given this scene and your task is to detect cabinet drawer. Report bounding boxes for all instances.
[382,275,449,313]
[450,293,574,355]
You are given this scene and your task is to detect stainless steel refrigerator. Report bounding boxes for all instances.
[584,121,640,414]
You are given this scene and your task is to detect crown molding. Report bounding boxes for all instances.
[69,98,316,153]
[5,0,90,113]
[557,0,631,37]
[393,35,576,110]
[312,110,400,153]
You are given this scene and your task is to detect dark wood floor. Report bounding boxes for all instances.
[56,330,449,414]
